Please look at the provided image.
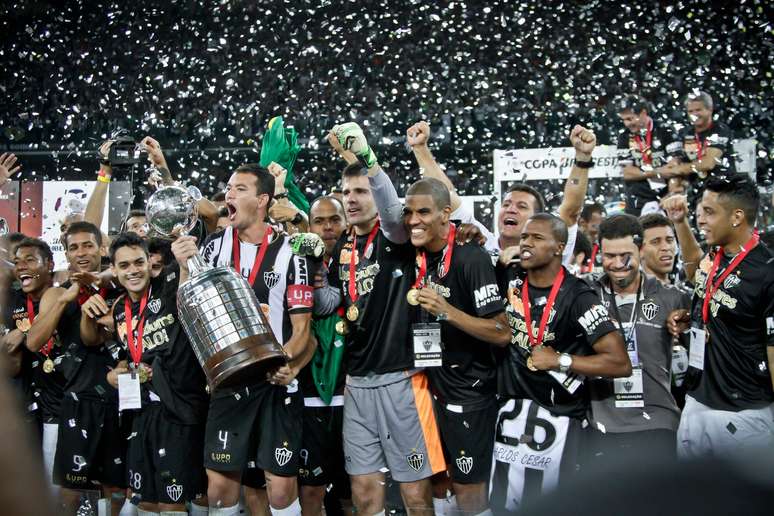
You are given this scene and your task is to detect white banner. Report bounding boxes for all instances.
[41,181,110,270]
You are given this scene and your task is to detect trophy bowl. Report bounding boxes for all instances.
[145,185,288,390]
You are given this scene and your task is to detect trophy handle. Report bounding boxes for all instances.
[187,253,209,276]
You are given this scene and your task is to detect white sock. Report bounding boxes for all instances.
[118,498,138,516]
[448,494,459,512]
[136,509,159,516]
[189,502,209,515]
[433,497,448,516]
[372,510,386,516]
[473,510,493,516]
[158,512,188,516]
[269,498,302,516]
[208,503,240,516]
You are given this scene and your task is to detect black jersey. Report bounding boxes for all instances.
[617,122,671,214]
[497,265,621,419]
[689,244,774,411]
[201,226,313,345]
[113,270,208,425]
[57,282,122,402]
[329,227,417,377]
[667,121,737,209]
[4,289,67,422]
[416,242,504,406]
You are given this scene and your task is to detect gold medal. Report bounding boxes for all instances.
[526,356,537,372]
[346,305,359,322]
[138,366,150,384]
[42,358,55,374]
[406,288,420,306]
[335,320,349,335]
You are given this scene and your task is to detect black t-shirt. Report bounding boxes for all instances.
[496,265,620,419]
[617,122,671,213]
[668,121,737,209]
[689,244,774,411]
[416,242,503,406]
[329,227,417,376]
[4,289,67,422]
[58,282,122,402]
[113,270,208,425]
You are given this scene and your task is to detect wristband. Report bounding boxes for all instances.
[97,169,111,183]
[290,212,304,225]
[274,192,288,200]
[574,159,594,169]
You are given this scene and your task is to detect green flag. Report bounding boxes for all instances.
[310,313,346,405]
[259,116,310,213]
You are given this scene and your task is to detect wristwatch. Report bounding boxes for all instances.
[558,353,573,373]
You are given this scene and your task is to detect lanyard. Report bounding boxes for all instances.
[521,268,565,348]
[606,275,643,342]
[233,226,273,287]
[124,288,150,367]
[702,233,758,324]
[633,119,653,165]
[695,121,713,161]
[348,221,380,302]
[26,296,54,357]
[414,224,457,288]
[583,243,599,273]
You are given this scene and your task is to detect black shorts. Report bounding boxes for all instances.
[54,396,127,489]
[434,397,498,484]
[299,404,345,487]
[203,381,303,477]
[126,403,206,505]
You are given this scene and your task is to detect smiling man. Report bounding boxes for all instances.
[587,214,688,465]
[403,178,509,516]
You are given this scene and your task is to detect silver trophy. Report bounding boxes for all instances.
[146,185,287,390]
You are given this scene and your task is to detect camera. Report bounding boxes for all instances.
[107,136,147,168]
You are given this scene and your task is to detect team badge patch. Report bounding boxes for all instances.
[147,298,161,314]
[406,451,425,472]
[641,301,658,321]
[275,445,293,467]
[264,271,280,290]
[723,274,740,290]
[166,483,183,502]
[455,455,473,475]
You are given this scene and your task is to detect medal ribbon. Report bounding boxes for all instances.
[414,224,457,288]
[521,268,565,349]
[233,226,273,286]
[583,243,599,273]
[26,296,54,357]
[124,288,150,367]
[701,233,758,324]
[633,119,653,165]
[348,221,380,302]
[695,121,713,161]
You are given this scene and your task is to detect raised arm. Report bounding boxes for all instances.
[407,121,462,212]
[557,125,596,227]
[0,153,21,188]
[84,141,112,227]
[661,194,703,281]
[331,123,408,243]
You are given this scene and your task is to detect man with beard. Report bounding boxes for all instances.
[492,213,630,513]
[669,176,774,457]
[2,238,63,491]
[27,221,127,515]
[665,91,737,215]
[174,163,314,516]
[297,195,350,516]
[80,232,208,514]
[614,95,672,216]
[587,214,688,464]
[326,124,446,516]
[403,178,510,516]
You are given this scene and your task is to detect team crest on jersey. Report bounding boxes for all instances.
[275,445,293,467]
[406,451,425,472]
[264,271,280,290]
[723,274,741,290]
[166,483,183,502]
[147,298,161,314]
[640,301,658,321]
[455,454,473,475]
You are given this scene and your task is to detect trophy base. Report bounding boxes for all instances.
[204,335,288,391]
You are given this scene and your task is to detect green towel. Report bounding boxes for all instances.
[259,116,310,213]
[311,313,346,405]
